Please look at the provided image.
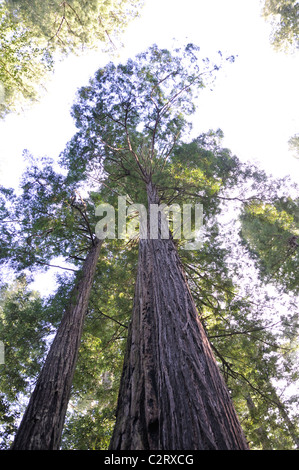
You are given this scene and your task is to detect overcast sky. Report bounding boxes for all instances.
[0,0,298,191]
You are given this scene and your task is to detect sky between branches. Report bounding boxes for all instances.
[0,0,298,190]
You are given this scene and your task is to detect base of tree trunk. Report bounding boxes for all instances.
[109,233,249,450]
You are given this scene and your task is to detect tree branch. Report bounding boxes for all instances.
[35,260,77,272]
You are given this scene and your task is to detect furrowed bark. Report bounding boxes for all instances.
[109,183,249,450]
[11,239,103,450]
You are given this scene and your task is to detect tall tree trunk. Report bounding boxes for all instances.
[109,183,249,450]
[11,239,103,450]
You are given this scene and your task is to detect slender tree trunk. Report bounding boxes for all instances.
[271,388,299,449]
[246,395,272,450]
[11,239,103,450]
[109,183,249,450]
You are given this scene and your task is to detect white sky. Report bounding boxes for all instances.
[0,0,298,188]
[0,0,298,294]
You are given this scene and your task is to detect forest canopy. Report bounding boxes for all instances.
[0,0,144,117]
[1,43,298,450]
[0,0,298,452]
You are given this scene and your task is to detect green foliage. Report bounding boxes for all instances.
[0,2,54,117]
[240,197,299,294]
[0,0,144,117]
[262,0,299,51]
[3,152,104,273]
[0,185,16,263]
[0,276,50,447]
[5,0,142,53]
[1,44,298,450]
[63,44,231,184]
[62,239,137,449]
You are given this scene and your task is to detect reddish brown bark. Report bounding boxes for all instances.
[11,239,102,450]
[109,183,249,450]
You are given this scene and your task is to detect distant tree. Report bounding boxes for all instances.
[0,276,48,448]
[240,196,299,294]
[1,158,104,449]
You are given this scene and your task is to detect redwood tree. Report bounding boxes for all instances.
[2,42,297,446]
[109,183,248,449]
[11,238,102,450]
[61,44,249,449]
[3,160,105,449]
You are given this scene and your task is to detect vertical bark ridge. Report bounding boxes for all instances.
[109,182,249,450]
[11,239,103,450]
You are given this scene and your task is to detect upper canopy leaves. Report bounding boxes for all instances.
[65,44,232,184]
[0,0,144,117]
[240,196,299,294]
[262,0,299,51]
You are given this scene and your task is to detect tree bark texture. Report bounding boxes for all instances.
[109,183,249,450]
[11,239,103,450]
